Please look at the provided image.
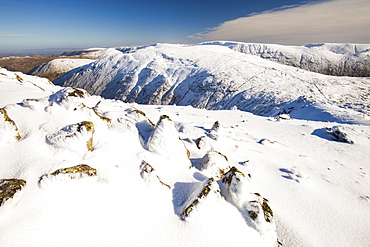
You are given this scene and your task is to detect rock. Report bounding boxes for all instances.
[221,167,276,242]
[0,179,26,205]
[199,150,229,177]
[147,115,190,162]
[207,121,224,140]
[0,108,21,143]
[132,109,155,127]
[45,164,97,179]
[46,121,95,153]
[180,178,215,220]
[195,136,209,150]
[140,161,171,189]
[331,126,353,144]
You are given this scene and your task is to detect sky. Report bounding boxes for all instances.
[0,0,369,52]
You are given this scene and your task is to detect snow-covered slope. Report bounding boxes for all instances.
[28,58,94,81]
[54,43,370,125]
[1,72,370,247]
[60,47,123,59]
[0,67,59,107]
[201,42,370,77]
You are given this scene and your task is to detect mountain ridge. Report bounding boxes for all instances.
[54,43,370,125]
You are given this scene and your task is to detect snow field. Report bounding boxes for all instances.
[0,49,369,247]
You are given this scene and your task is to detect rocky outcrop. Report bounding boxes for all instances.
[0,108,21,143]
[46,121,95,153]
[146,115,190,161]
[0,179,26,205]
[180,178,215,220]
[42,164,97,180]
[221,167,277,242]
[199,150,229,177]
[330,126,354,144]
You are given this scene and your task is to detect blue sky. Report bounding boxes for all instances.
[0,0,369,52]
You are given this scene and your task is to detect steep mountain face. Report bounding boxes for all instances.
[201,42,370,77]
[28,58,94,81]
[54,43,370,125]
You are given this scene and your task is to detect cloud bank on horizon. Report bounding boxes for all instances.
[189,0,370,45]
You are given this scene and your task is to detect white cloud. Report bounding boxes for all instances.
[189,0,370,45]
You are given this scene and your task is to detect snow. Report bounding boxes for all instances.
[54,43,370,126]
[0,68,59,107]
[29,58,94,79]
[0,67,370,246]
[201,41,370,76]
[61,47,123,59]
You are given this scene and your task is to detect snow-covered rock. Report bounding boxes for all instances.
[0,108,21,144]
[0,179,26,205]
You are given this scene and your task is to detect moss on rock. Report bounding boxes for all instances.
[180,178,214,220]
[76,121,95,151]
[262,198,274,222]
[248,195,274,223]
[48,164,97,179]
[133,109,155,126]
[0,108,21,140]
[0,179,26,205]
[92,107,111,123]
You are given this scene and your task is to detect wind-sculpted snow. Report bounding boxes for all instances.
[1,74,370,246]
[0,87,277,246]
[54,44,370,125]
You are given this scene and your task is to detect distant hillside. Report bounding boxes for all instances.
[28,58,94,81]
[0,55,57,75]
[0,47,122,81]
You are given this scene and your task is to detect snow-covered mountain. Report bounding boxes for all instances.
[54,43,370,125]
[202,42,370,77]
[60,47,123,59]
[28,58,94,81]
[25,48,123,80]
[1,68,370,247]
